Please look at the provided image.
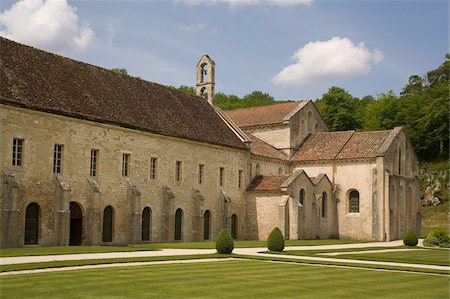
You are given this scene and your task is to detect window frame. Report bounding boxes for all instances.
[53,144,64,174]
[12,138,24,166]
[175,161,183,182]
[349,190,360,213]
[122,153,130,177]
[90,149,99,177]
[150,157,158,180]
[198,164,204,185]
[219,167,225,186]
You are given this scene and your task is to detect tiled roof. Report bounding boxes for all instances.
[247,175,291,191]
[337,130,392,159]
[225,101,305,128]
[292,129,395,161]
[0,37,247,150]
[248,134,289,161]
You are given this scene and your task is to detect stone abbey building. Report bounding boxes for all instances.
[0,37,421,247]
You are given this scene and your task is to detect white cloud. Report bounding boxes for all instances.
[0,0,94,53]
[272,37,384,86]
[180,0,313,7]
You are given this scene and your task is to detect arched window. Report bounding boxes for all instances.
[255,164,261,176]
[307,111,313,132]
[203,210,211,240]
[142,207,152,241]
[278,167,283,175]
[299,189,305,206]
[231,214,238,239]
[314,123,318,132]
[321,192,327,218]
[398,148,402,175]
[349,190,360,213]
[301,119,306,137]
[174,208,183,241]
[25,203,39,245]
[103,206,114,242]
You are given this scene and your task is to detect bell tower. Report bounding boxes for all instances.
[196,54,215,105]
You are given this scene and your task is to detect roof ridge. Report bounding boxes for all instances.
[333,131,355,159]
[226,100,302,112]
[249,133,289,159]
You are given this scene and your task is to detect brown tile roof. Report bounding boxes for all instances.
[336,130,392,159]
[248,133,289,160]
[247,175,291,191]
[0,37,247,150]
[292,129,394,161]
[225,101,305,128]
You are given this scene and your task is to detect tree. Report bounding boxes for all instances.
[315,86,363,131]
[400,75,424,96]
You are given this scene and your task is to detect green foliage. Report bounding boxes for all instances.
[267,227,285,252]
[315,86,364,131]
[423,229,450,248]
[215,229,234,254]
[111,68,128,75]
[403,230,418,246]
[177,85,196,95]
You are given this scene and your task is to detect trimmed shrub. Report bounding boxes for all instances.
[431,229,450,244]
[215,229,234,254]
[267,227,285,252]
[423,234,440,247]
[423,229,450,247]
[403,230,418,246]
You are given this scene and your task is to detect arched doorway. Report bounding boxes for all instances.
[103,206,114,242]
[231,214,238,239]
[203,210,211,240]
[174,208,183,241]
[142,207,152,241]
[70,202,83,245]
[24,203,39,245]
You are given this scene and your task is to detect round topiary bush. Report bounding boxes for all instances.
[215,229,234,254]
[267,227,285,252]
[403,230,418,246]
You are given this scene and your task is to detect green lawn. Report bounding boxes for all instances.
[279,247,450,266]
[0,260,447,298]
[334,248,450,266]
[0,239,367,257]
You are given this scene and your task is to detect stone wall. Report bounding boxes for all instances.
[0,105,249,247]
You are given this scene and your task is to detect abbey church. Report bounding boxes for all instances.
[0,37,420,247]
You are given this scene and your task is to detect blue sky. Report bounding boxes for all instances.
[0,0,448,100]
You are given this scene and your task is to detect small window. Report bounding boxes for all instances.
[175,161,182,182]
[255,164,261,176]
[150,157,157,180]
[321,191,327,218]
[90,149,98,177]
[122,153,130,177]
[299,189,305,206]
[12,138,24,166]
[53,144,63,174]
[238,170,243,188]
[349,190,360,213]
[198,164,204,184]
[278,167,283,175]
[219,167,225,186]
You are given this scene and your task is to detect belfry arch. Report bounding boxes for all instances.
[196,54,216,105]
